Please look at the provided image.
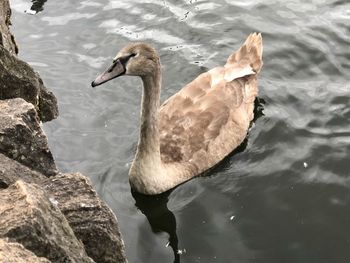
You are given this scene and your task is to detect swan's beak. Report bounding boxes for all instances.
[91,59,125,87]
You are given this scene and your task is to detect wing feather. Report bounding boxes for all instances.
[159,33,262,172]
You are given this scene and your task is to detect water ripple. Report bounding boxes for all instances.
[10,0,350,262]
[41,13,97,26]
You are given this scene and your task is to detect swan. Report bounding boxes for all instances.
[91,33,263,195]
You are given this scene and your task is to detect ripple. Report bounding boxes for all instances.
[10,0,350,262]
[42,12,97,26]
[78,0,103,9]
[10,0,31,13]
[99,19,184,44]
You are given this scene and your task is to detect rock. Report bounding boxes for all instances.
[0,2,128,263]
[0,181,94,263]
[0,98,57,176]
[0,153,46,189]
[0,0,18,54]
[0,46,58,122]
[0,0,57,122]
[42,173,128,263]
[0,158,128,262]
[0,238,51,263]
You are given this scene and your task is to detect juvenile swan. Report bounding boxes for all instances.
[91,33,263,195]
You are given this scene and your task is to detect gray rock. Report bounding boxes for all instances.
[42,173,128,263]
[0,98,57,176]
[0,181,95,263]
[0,2,128,263]
[0,155,128,263]
[0,0,57,122]
[0,153,46,189]
[0,46,58,122]
[0,0,18,54]
[0,238,51,263]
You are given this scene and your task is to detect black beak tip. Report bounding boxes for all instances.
[91,81,96,88]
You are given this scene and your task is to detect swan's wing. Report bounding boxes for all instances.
[159,33,262,174]
[159,69,255,164]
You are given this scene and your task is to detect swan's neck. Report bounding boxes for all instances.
[129,65,191,195]
[130,69,164,192]
[136,74,161,158]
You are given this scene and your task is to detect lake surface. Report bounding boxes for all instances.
[10,0,350,262]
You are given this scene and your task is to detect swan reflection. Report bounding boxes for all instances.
[132,190,180,263]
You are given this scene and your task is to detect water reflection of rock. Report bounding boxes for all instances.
[132,190,180,263]
[26,0,47,14]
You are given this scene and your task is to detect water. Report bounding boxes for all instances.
[9,0,350,262]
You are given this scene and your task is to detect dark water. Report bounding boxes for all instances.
[10,0,350,262]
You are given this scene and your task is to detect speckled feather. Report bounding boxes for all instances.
[158,33,262,176]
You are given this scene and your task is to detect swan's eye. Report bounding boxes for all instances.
[130,53,137,58]
[116,53,136,66]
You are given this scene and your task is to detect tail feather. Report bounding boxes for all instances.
[224,33,263,81]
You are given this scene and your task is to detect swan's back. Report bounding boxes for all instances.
[158,33,263,176]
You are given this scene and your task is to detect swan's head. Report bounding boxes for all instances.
[91,43,159,87]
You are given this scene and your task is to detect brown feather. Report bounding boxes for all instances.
[159,33,262,176]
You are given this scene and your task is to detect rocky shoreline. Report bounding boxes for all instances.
[0,1,127,262]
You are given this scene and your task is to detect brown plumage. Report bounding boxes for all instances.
[92,33,263,195]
